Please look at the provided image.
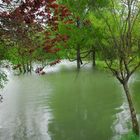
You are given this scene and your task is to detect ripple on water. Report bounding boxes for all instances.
[112,102,131,140]
[0,75,53,140]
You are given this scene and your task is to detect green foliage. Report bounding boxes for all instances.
[89,0,109,8]
[59,0,89,18]
[121,132,140,140]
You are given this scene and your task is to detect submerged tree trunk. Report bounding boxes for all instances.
[80,57,83,65]
[77,46,81,70]
[19,67,22,73]
[26,62,30,72]
[92,47,96,68]
[22,63,26,74]
[123,82,139,135]
[29,60,32,73]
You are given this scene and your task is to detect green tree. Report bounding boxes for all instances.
[58,0,109,69]
[57,0,92,69]
[94,0,140,135]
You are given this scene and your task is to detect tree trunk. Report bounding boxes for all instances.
[80,57,83,65]
[26,62,30,72]
[29,61,32,73]
[123,82,139,135]
[22,63,26,74]
[92,47,96,68]
[76,18,81,70]
[77,46,81,70]
[19,67,22,74]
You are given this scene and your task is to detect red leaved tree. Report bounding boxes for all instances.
[0,0,73,73]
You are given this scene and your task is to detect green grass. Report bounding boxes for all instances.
[121,132,140,140]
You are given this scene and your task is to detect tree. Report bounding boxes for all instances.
[0,0,71,73]
[58,0,109,70]
[94,0,140,135]
[56,0,92,69]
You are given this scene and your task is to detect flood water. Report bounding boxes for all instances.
[0,69,138,140]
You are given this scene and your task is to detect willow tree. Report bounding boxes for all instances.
[95,0,140,135]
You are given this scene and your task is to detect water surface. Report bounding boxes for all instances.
[0,70,127,140]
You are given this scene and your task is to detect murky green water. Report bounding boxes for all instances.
[0,70,130,140]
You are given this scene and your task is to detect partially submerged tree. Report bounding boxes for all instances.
[57,0,93,70]
[95,0,140,135]
[0,0,71,73]
[58,0,110,70]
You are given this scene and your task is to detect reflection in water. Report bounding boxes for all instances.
[112,102,130,140]
[47,71,122,140]
[0,70,130,140]
[0,75,52,140]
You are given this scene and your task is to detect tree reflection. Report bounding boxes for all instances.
[48,71,122,140]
